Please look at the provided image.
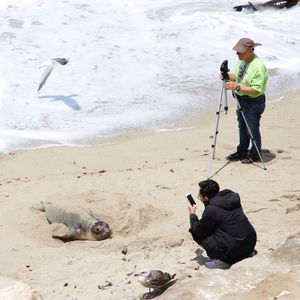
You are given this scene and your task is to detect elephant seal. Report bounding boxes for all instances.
[34,202,111,242]
[233,0,298,11]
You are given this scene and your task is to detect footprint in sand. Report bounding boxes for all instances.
[281,194,300,201]
[246,208,267,214]
[191,149,209,156]
[268,198,280,202]
[286,204,300,214]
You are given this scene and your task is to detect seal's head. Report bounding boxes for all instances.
[91,221,111,240]
[52,58,69,65]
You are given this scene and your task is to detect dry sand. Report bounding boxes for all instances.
[0,91,299,299]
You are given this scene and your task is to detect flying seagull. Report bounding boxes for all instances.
[135,269,176,293]
[38,58,69,92]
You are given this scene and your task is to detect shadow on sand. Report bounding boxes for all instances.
[209,149,277,178]
[140,280,177,299]
[261,149,276,163]
[39,94,81,111]
[191,248,211,265]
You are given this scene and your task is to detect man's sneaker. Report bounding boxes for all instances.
[226,152,246,162]
[204,259,231,270]
[248,249,258,257]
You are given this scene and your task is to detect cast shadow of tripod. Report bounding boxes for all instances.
[208,161,231,179]
[209,149,276,178]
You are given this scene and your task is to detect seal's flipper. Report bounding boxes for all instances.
[50,223,73,242]
[87,208,100,221]
[79,207,100,221]
[248,1,258,10]
[30,201,51,212]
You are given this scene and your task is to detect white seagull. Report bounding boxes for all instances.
[38,58,69,92]
[135,269,176,292]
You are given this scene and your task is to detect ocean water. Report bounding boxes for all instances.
[0,0,299,152]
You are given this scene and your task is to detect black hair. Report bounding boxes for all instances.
[198,179,220,199]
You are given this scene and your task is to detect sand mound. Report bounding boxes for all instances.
[112,201,169,236]
[0,276,42,300]
[271,237,300,265]
[242,268,300,300]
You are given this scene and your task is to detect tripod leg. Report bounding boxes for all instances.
[223,81,228,114]
[211,82,226,159]
[235,98,267,170]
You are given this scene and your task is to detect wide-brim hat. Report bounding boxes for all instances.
[233,38,262,53]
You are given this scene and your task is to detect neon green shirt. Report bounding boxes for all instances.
[234,55,268,98]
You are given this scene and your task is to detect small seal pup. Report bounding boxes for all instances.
[38,57,69,92]
[33,202,111,242]
[135,269,176,292]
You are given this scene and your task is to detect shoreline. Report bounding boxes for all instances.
[0,89,299,299]
[0,87,290,155]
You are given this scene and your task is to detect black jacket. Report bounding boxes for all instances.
[190,189,257,264]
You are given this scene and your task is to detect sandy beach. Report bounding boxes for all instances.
[0,91,299,299]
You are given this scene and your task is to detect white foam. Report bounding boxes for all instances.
[0,78,6,107]
[0,0,299,152]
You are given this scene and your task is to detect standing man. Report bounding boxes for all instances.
[187,179,257,269]
[224,38,268,164]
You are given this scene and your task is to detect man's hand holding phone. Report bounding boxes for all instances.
[186,193,197,214]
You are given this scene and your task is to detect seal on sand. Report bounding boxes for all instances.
[233,0,298,11]
[33,202,111,242]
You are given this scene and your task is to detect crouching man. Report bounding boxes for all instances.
[188,179,257,269]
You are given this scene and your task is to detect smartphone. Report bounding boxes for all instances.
[186,193,196,206]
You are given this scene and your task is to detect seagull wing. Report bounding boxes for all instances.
[38,60,56,92]
[52,57,69,65]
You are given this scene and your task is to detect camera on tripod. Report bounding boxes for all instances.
[220,60,230,81]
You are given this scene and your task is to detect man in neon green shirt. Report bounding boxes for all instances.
[224,38,268,164]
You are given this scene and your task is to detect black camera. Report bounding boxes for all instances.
[220,60,230,81]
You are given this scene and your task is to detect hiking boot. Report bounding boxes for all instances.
[226,152,246,162]
[204,259,231,270]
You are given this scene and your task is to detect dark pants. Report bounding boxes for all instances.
[189,228,256,264]
[236,94,266,160]
[189,229,227,261]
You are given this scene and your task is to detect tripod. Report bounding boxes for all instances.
[210,61,267,170]
[211,79,228,160]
